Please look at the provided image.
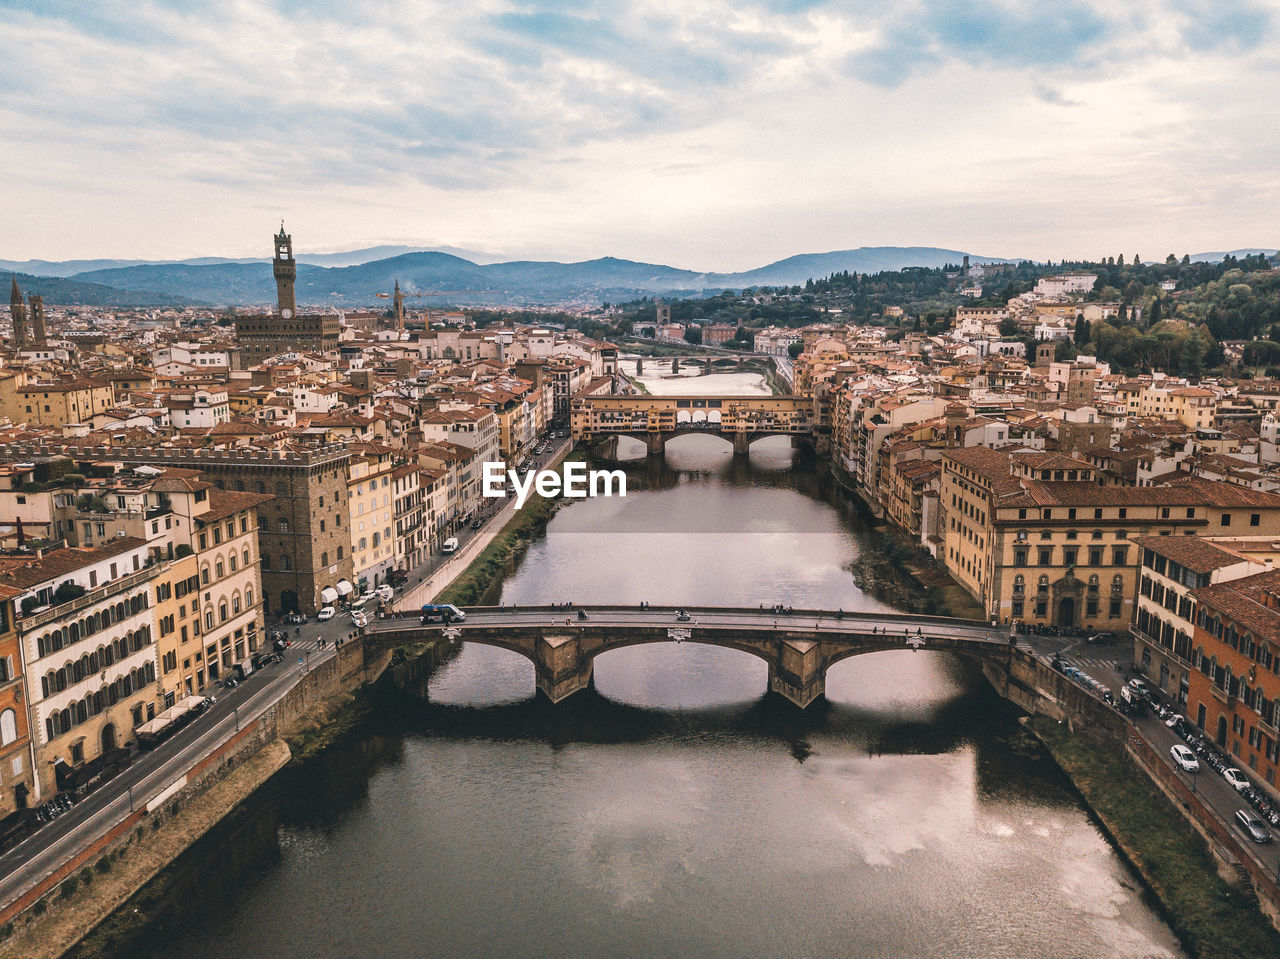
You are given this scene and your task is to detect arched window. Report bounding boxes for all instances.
[230,554,237,572]
[321,551,328,567]
[258,515,267,530]
[282,555,292,571]
[235,481,245,491]
[1087,575,1099,594]
[242,548,250,567]
[1013,575,1025,594]
[1037,575,1049,593]
[256,481,266,494]
[262,555,272,571]
[216,561,224,579]
[233,594,241,615]
[201,565,210,586]
[246,586,254,607]
[219,602,228,622]
[276,482,287,496]
[205,610,214,630]
[337,546,343,559]
[1111,575,1123,593]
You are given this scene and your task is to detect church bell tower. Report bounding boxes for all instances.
[392,279,405,333]
[273,223,297,319]
[9,277,28,350]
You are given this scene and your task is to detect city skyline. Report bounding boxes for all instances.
[3,1,1279,268]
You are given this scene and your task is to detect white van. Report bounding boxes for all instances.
[442,537,459,554]
[375,584,394,602]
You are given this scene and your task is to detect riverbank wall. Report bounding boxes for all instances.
[1028,719,1280,954]
[0,740,291,959]
[2,632,386,957]
[998,646,1280,942]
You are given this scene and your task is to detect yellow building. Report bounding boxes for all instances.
[347,443,398,591]
[153,552,202,703]
[941,447,1280,630]
[0,374,115,427]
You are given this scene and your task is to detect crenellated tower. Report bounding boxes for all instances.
[273,222,297,319]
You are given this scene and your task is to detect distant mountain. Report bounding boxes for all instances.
[706,246,1009,287]
[295,245,507,267]
[48,245,1015,308]
[1189,249,1278,263]
[0,245,508,278]
[3,272,197,308]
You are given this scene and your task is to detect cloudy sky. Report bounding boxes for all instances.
[3,0,1279,270]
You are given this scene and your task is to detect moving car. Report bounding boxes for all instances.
[1223,768,1251,792]
[318,606,335,622]
[421,603,466,624]
[1170,744,1199,773]
[1164,713,1185,729]
[442,537,459,554]
[1236,809,1273,844]
[351,612,368,628]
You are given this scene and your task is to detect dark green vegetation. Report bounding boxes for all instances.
[4,271,197,308]
[612,251,1280,380]
[1030,717,1280,959]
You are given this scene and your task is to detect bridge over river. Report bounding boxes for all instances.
[366,606,1015,707]
[571,394,814,455]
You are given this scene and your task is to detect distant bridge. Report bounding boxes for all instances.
[365,605,1014,708]
[571,395,814,455]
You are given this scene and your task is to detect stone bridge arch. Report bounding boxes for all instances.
[376,622,1014,709]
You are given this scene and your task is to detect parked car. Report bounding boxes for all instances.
[1127,678,1151,698]
[1170,744,1200,773]
[1164,713,1185,729]
[318,606,335,622]
[470,518,483,529]
[285,612,306,625]
[1236,809,1273,844]
[1224,768,1252,792]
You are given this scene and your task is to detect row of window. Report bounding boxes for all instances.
[35,593,150,658]
[44,661,157,740]
[40,628,154,698]
[1013,546,1129,568]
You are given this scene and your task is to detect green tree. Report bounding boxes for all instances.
[788,341,804,359]
[683,326,703,346]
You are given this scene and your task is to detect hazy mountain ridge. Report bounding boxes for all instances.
[2,272,199,308]
[5,245,1274,308]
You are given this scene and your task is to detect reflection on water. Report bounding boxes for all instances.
[84,426,1185,959]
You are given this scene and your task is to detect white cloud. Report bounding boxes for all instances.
[1,0,1278,268]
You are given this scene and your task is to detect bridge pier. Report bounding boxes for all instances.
[732,432,751,456]
[645,432,667,456]
[534,633,594,703]
[768,639,825,708]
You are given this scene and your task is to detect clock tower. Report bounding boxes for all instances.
[273,222,297,319]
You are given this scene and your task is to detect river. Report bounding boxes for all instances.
[74,366,1186,959]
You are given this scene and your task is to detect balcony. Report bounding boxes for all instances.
[18,564,165,632]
